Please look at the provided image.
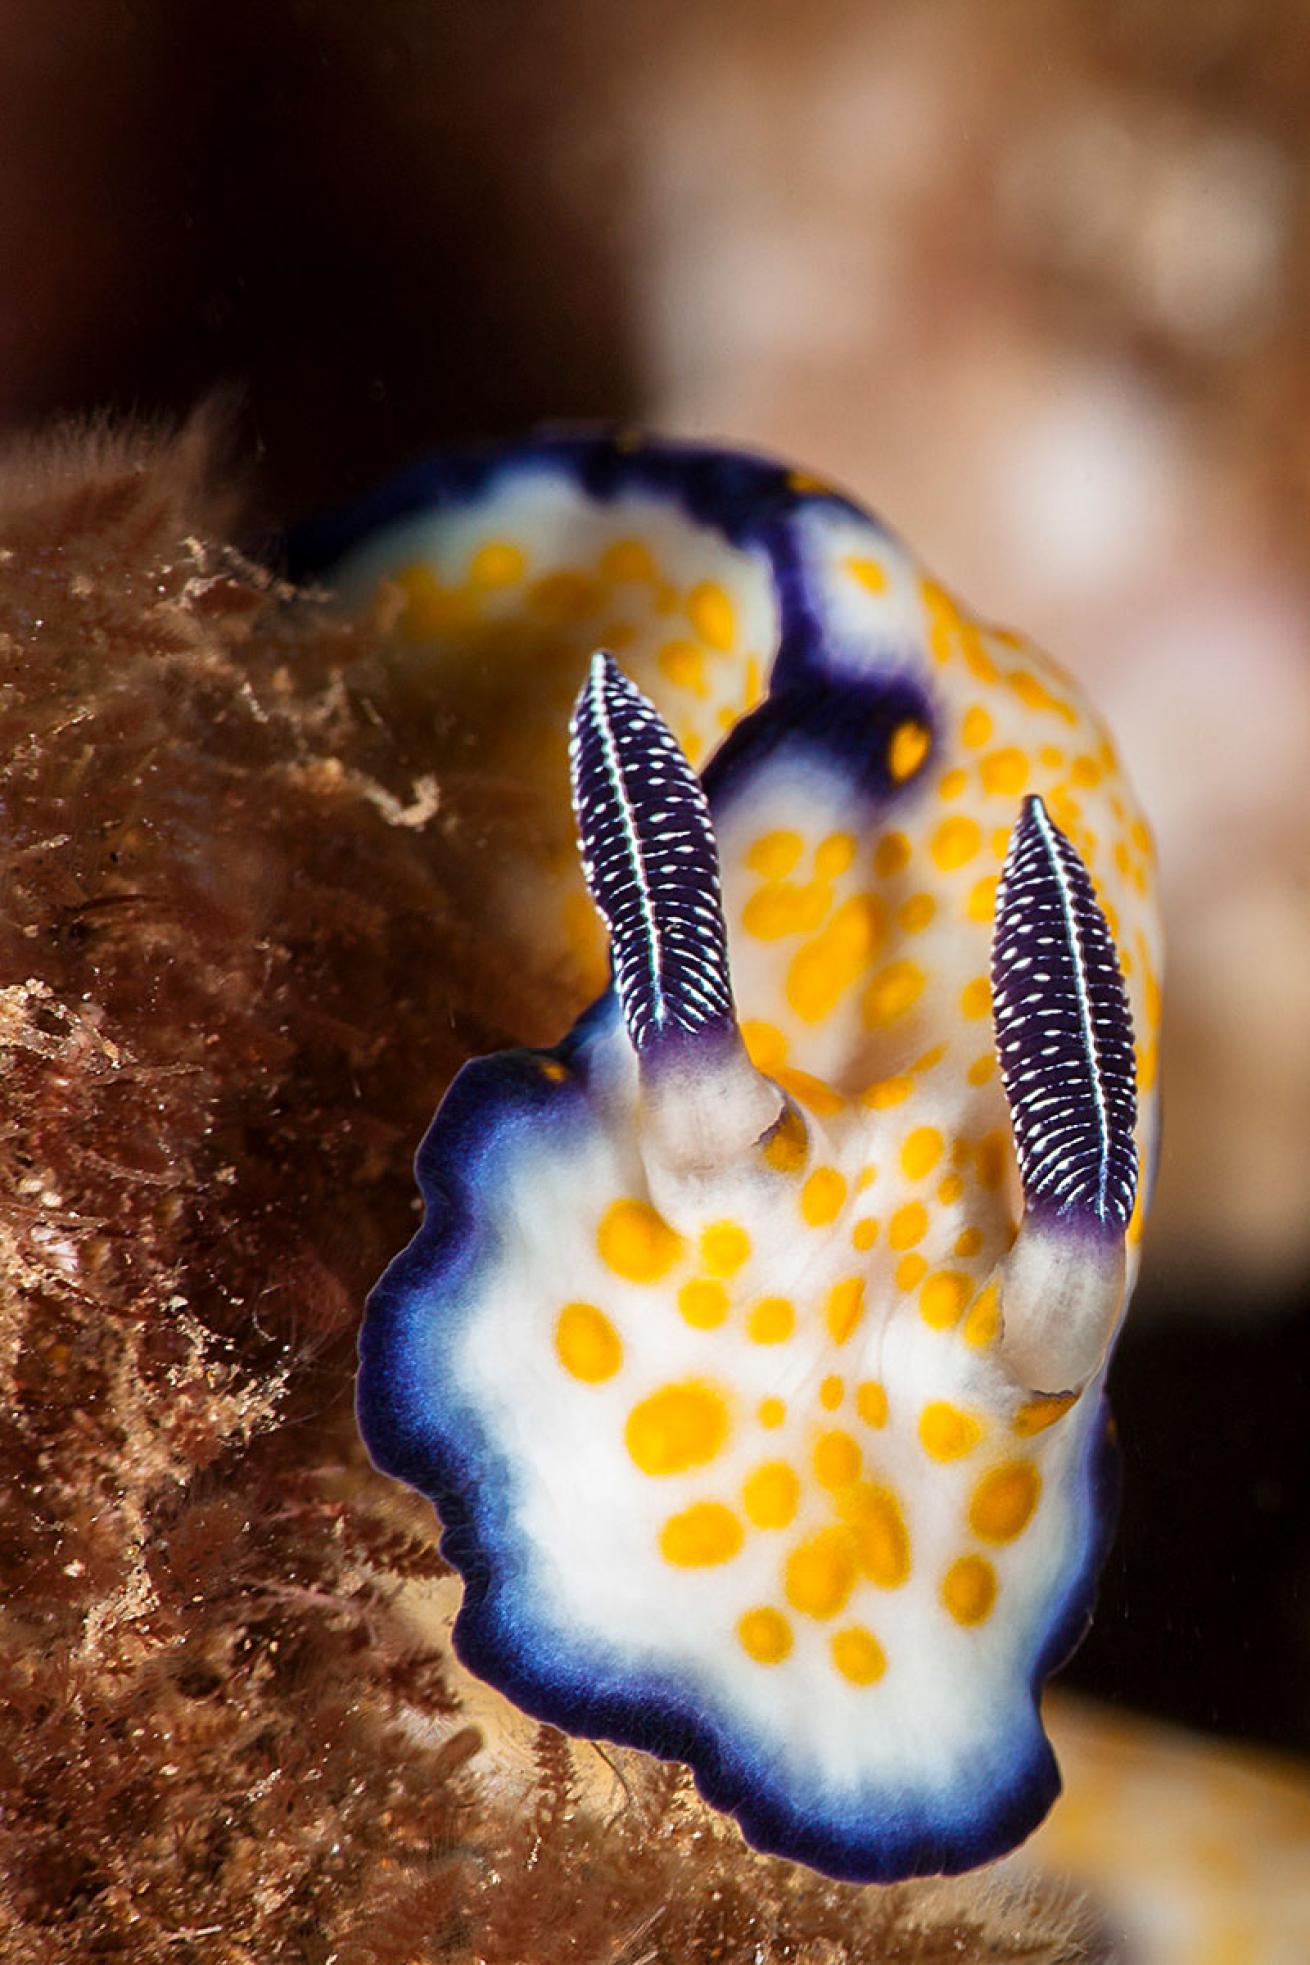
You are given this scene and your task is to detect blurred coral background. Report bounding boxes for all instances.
[1,0,1306,1921]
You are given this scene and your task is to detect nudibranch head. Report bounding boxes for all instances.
[346,436,1162,1883]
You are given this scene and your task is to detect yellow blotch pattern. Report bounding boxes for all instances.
[657,639,708,696]
[743,880,829,940]
[962,1281,1002,1349]
[758,1396,786,1430]
[785,1527,857,1619]
[660,1502,743,1567]
[851,1216,879,1252]
[814,830,857,878]
[786,894,883,1022]
[898,891,936,932]
[969,1462,1041,1543]
[960,976,991,1019]
[889,721,931,782]
[863,960,925,1027]
[469,539,527,586]
[1013,1392,1078,1436]
[888,1201,928,1250]
[961,704,993,748]
[748,1296,795,1344]
[932,817,981,871]
[762,1107,808,1175]
[742,1461,800,1530]
[814,1429,862,1489]
[900,1126,943,1180]
[980,748,1030,796]
[862,1074,913,1109]
[844,553,887,594]
[738,1606,792,1664]
[700,1221,751,1277]
[746,830,803,879]
[598,1199,681,1283]
[740,1019,787,1072]
[599,537,656,583]
[919,1401,983,1461]
[800,1166,847,1227]
[554,1302,623,1383]
[844,1482,911,1588]
[824,1277,866,1344]
[919,1270,971,1331]
[688,581,736,651]
[873,831,911,877]
[820,1374,844,1411]
[626,1382,729,1476]
[942,1555,998,1626]
[678,1278,729,1330]
[856,1380,889,1428]
[831,1625,887,1686]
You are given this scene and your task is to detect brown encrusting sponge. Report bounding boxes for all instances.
[0,423,1101,1964]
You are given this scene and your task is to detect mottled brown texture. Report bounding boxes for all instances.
[0,426,1102,1964]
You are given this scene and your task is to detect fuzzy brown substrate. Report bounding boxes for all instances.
[0,425,1100,1964]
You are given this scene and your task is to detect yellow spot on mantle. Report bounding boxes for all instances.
[844,1482,911,1588]
[700,1221,750,1277]
[942,1555,997,1626]
[888,1202,927,1250]
[889,721,931,782]
[626,1382,729,1475]
[598,1199,681,1283]
[688,581,736,651]
[738,1606,792,1664]
[785,1528,857,1619]
[554,1302,623,1383]
[932,817,981,872]
[660,1501,743,1567]
[1013,1392,1078,1436]
[919,1271,971,1330]
[743,879,829,940]
[825,1277,866,1344]
[678,1278,729,1329]
[918,1401,983,1461]
[787,893,884,1022]
[863,960,925,1028]
[599,537,656,583]
[743,1461,800,1529]
[831,1625,887,1685]
[748,1296,795,1344]
[981,748,1030,796]
[814,1429,862,1489]
[900,1126,943,1180]
[844,553,888,594]
[469,539,527,586]
[970,1462,1041,1543]
[963,1281,1002,1349]
[745,830,803,879]
[801,1166,847,1226]
[873,831,911,878]
[856,1380,888,1428]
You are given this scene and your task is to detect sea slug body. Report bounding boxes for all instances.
[315,435,1163,1882]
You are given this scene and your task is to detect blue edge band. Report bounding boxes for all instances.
[300,433,1121,1883]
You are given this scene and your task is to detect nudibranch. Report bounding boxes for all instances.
[321,436,1162,1882]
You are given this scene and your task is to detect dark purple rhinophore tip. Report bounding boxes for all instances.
[992,795,1138,1231]
[569,652,736,1055]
